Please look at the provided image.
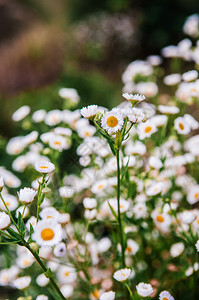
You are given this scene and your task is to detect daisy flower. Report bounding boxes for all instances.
[137,120,158,140]
[34,161,55,173]
[125,239,139,255]
[195,240,199,251]
[12,105,30,122]
[32,220,62,246]
[18,187,37,205]
[45,110,63,126]
[136,282,153,297]
[57,266,77,284]
[0,212,11,230]
[40,207,60,221]
[174,117,190,135]
[113,268,131,282]
[159,290,175,300]
[0,194,18,211]
[59,186,75,198]
[170,242,184,257]
[80,105,98,119]
[32,109,47,123]
[100,291,115,300]
[58,87,80,104]
[122,93,146,103]
[127,108,145,123]
[60,284,74,298]
[101,110,124,134]
[36,295,48,300]
[49,135,70,151]
[158,105,179,114]
[13,276,31,289]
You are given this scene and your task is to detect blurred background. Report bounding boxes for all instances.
[0,0,199,139]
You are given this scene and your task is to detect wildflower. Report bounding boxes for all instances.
[77,125,96,138]
[59,186,75,198]
[100,291,115,300]
[54,127,72,136]
[81,105,98,119]
[125,239,139,255]
[113,268,131,282]
[164,74,181,86]
[136,282,153,297]
[83,197,97,209]
[16,254,34,269]
[45,110,63,126]
[183,14,199,37]
[84,208,97,220]
[127,107,145,123]
[34,161,55,173]
[136,82,158,97]
[122,93,146,104]
[97,237,112,252]
[57,266,77,284]
[36,295,48,300]
[137,120,158,140]
[79,155,91,166]
[187,185,199,204]
[101,110,124,134]
[53,242,66,257]
[49,134,70,151]
[59,87,80,104]
[60,284,74,298]
[12,106,30,122]
[146,182,163,196]
[158,105,179,114]
[6,137,26,155]
[36,273,49,287]
[0,176,4,191]
[13,276,31,289]
[32,220,62,246]
[159,290,175,300]
[32,109,47,123]
[16,206,29,218]
[182,70,198,82]
[148,156,163,169]
[174,117,190,135]
[0,212,11,230]
[40,207,60,221]
[184,114,199,130]
[91,180,107,194]
[0,194,18,211]
[170,242,184,257]
[195,240,199,251]
[18,187,37,205]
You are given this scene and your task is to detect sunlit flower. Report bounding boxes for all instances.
[136,282,153,297]
[0,194,18,211]
[59,87,80,104]
[101,110,124,134]
[137,120,158,140]
[49,134,70,151]
[45,110,63,126]
[113,268,131,282]
[57,266,77,284]
[125,239,139,255]
[40,207,60,221]
[32,220,62,246]
[122,93,146,103]
[170,242,184,257]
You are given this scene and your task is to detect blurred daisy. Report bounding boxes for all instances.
[49,135,70,151]
[100,291,115,300]
[59,186,75,198]
[57,266,77,284]
[137,120,158,140]
[101,110,124,134]
[34,161,55,173]
[113,268,131,282]
[40,207,60,221]
[174,117,191,135]
[81,105,98,119]
[195,240,199,251]
[0,212,11,230]
[32,220,62,246]
[159,290,174,300]
[122,93,146,104]
[45,110,62,126]
[13,276,31,290]
[158,105,179,114]
[125,239,139,255]
[136,282,153,297]
[12,105,30,122]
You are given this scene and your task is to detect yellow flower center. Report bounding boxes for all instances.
[92,290,100,298]
[24,259,30,266]
[6,202,10,206]
[54,141,61,146]
[156,215,164,223]
[40,166,48,169]
[145,126,152,133]
[41,228,54,241]
[107,116,118,128]
[194,193,199,199]
[64,272,69,277]
[197,219,199,224]
[98,184,103,190]
[126,246,132,253]
[179,123,184,130]
[163,298,168,300]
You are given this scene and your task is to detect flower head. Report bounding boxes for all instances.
[34,161,55,174]
[0,212,11,230]
[159,290,175,300]
[136,282,153,297]
[113,268,131,282]
[81,105,98,119]
[18,187,37,205]
[100,291,115,300]
[32,220,62,246]
[101,110,124,134]
[122,93,146,104]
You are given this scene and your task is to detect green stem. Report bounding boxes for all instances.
[36,174,46,222]
[125,283,133,297]
[25,243,66,300]
[116,149,126,268]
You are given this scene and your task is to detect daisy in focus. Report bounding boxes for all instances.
[101,109,124,134]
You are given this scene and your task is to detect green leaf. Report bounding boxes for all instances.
[115,131,122,149]
[121,157,130,181]
[44,268,54,278]
[6,228,21,239]
[108,201,118,223]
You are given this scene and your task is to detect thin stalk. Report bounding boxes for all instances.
[125,282,133,297]
[25,243,66,300]
[36,174,46,222]
[116,149,126,267]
